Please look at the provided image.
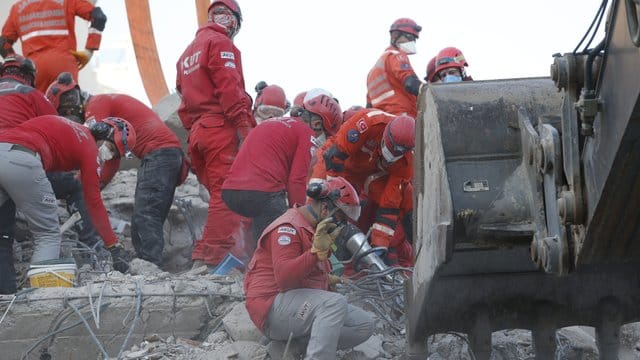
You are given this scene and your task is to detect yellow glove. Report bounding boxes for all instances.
[328,274,343,286]
[311,217,344,260]
[70,49,94,70]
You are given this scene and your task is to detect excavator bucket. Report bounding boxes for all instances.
[405,77,640,359]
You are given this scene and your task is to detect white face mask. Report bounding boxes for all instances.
[398,40,417,54]
[98,143,115,162]
[381,143,402,163]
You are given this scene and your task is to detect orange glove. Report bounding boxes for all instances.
[70,49,94,70]
[371,223,395,248]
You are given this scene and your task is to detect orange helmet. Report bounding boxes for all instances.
[425,56,438,82]
[89,117,137,159]
[306,176,361,221]
[434,47,469,75]
[1,54,36,86]
[303,94,343,136]
[381,115,415,163]
[389,18,422,38]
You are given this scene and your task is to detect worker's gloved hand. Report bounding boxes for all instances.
[107,243,130,273]
[371,223,394,248]
[70,49,94,70]
[311,217,344,260]
[328,274,343,286]
[236,126,251,146]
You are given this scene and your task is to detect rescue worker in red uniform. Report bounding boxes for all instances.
[0,0,107,93]
[432,47,473,83]
[45,72,188,266]
[323,109,415,265]
[244,177,374,359]
[366,18,423,118]
[0,115,134,293]
[252,81,288,124]
[176,0,255,269]
[222,94,343,248]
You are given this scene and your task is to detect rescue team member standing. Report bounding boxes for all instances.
[222,94,343,245]
[0,0,107,93]
[176,0,255,269]
[432,46,473,83]
[46,72,188,266]
[366,18,423,118]
[244,177,374,360]
[324,110,415,264]
[0,115,135,293]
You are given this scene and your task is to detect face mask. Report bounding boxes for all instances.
[398,40,417,54]
[98,143,114,162]
[381,143,403,163]
[443,74,463,83]
[213,14,239,38]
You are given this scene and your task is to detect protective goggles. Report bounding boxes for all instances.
[436,55,466,66]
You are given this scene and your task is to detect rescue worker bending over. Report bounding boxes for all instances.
[46,72,188,267]
[1,0,107,92]
[0,115,135,293]
[222,93,343,249]
[0,55,103,257]
[366,18,423,117]
[244,177,374,360]
[323,109,415,266]
[176,0,255,269]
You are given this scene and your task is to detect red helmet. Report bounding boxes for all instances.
[425,56,437,82]
[90,117,137,159]
[293,91,307,107]
[1,54,36,86]
[382,115,415,160]
[435,47,469,75]
[45,72,80,110]
[255,84,287,110]
[389,18,422,38]
[208,0,242,37]
[306,176,361,221]
[303,94,343,136]
[342,105,364,122]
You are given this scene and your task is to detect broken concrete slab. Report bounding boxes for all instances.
[223,302,263,342]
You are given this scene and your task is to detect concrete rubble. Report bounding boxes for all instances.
[2,97,640,359]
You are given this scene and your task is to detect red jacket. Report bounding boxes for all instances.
[366,47,418,117]
[84,93,183,185]
[326,109,413,212]
[1,0,102,56]
[0,115,118,247]
[222,118,315,206]
[244,208,330,332]
[176,23,254,131]
[0,78,56,129]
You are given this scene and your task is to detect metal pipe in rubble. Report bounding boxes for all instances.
[338,223,388,273]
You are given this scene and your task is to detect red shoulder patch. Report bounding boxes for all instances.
[356,119,368,133]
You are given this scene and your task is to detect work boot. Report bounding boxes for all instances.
[0,234,16,294]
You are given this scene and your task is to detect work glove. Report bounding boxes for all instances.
[107,243,130,273]
[311,217,344,260]
[70,49,94,70]
[371,223,395,248]
[328,274,343,286]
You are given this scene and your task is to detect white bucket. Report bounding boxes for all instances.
[27,263,77,288]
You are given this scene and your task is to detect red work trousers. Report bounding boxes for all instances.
[30,49,78,94]
[354,175,414,267]
[188,118,241,265]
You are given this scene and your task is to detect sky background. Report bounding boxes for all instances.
[5,0,608,108]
